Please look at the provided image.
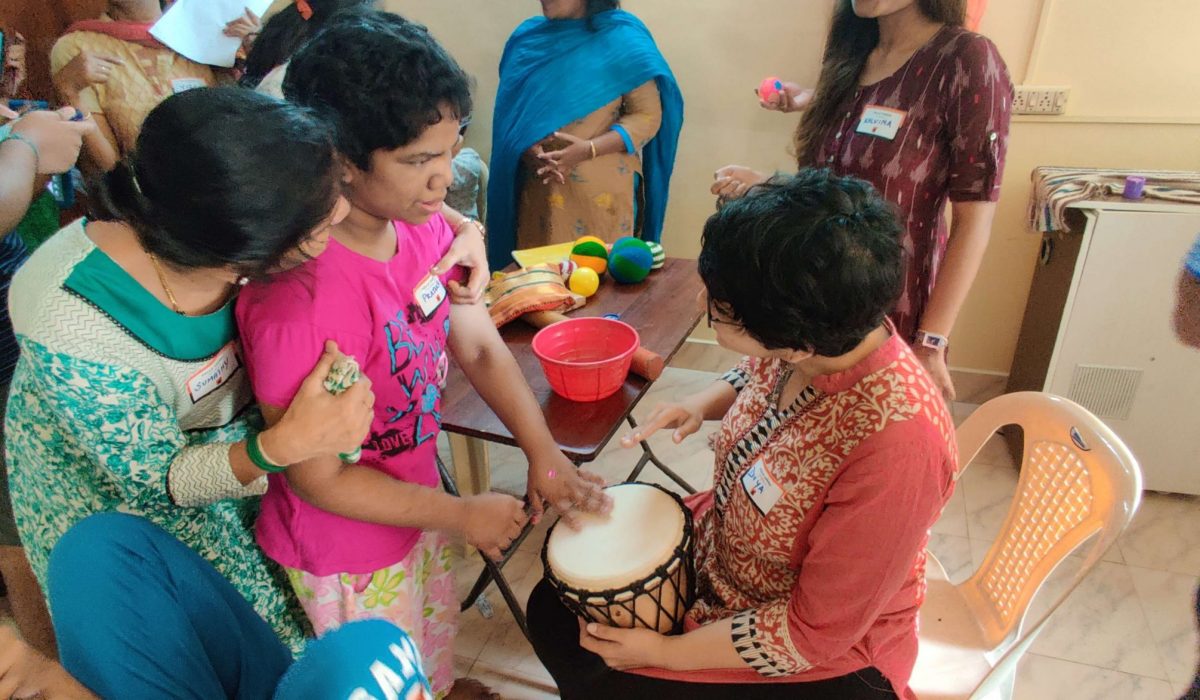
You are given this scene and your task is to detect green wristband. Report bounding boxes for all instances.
[1,132,39,171]
[247,432,287,473]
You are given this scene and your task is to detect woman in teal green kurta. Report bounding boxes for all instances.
[3,88,376,653]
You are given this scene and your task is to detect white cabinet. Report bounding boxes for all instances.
[1007,200,1200,494]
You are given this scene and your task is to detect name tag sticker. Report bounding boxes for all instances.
[856,105,907,140]
[415,274,447,319]
[186,341,241,404]
[741,458,784,516]
[171,78,207,94]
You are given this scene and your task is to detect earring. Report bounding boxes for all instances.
[236,276,250,287]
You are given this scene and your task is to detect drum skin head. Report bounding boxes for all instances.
[545,483,685,591]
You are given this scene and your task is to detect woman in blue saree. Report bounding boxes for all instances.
[486,0,684,270]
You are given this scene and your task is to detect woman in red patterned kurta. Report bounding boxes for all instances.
[527,171,957,699]
[714,0,1012,403]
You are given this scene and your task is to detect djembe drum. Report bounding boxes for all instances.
[542,482,694,634]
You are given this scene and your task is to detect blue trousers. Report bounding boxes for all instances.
[48,513,430,700]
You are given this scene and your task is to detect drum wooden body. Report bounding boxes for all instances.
[542,482,694,634]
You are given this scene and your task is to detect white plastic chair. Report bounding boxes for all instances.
[910,392,1142,700]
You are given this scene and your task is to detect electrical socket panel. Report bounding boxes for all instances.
[1013,86,1070,115]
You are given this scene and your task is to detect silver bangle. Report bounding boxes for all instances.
[454,217,486,239]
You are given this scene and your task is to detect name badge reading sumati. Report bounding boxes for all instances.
[186,341,241,404]
[741,458,784,516]
[856,105,907,140]
[415,274,447,319]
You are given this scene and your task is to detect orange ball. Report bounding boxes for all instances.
[570,236,609,276]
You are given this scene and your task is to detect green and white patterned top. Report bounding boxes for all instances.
[5,220,308,653]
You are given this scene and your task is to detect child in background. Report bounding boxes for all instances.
[447,117,487,221]
[235,11,610,697]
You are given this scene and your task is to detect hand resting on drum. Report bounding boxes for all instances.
[579,615,745,673]
[578,619,669,671]
[526,456,610,529]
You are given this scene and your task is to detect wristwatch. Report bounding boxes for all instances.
[914,330,950,352]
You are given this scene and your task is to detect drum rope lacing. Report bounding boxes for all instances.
[542,483,697,634]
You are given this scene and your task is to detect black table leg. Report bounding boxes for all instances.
[437,455,532,641]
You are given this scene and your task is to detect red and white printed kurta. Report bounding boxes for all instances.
[635,333,956,698]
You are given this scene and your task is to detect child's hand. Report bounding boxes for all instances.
[620,400,705,447]
[526,455,610,528]
[267,341,375,465]
[462,492,527,560]
[433,219,488,305]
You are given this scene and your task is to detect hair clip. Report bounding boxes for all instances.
[296,0,314,20]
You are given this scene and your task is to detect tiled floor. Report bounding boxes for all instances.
[446,342,1200,699]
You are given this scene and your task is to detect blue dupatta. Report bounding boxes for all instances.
[486,10,684,270]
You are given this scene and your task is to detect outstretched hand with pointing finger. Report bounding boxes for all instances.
[620,400,705,448]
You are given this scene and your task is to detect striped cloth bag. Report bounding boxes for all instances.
[1029,167,1200,233]
[484,262,586,328]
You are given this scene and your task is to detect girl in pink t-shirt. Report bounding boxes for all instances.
[235,14,609,697]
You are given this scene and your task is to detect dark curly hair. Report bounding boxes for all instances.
[239,0,374,89]
[282,10,472,171]
[91,87,338,278]
[698,170,904,357]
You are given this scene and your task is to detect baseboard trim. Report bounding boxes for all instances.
[947,366,1009,378]
[686,340,1013,382]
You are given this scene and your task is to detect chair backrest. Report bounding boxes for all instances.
[953,392,1142,662]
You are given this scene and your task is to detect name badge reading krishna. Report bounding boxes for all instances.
[186,341,241,404]
[856,105,907,140]
[741,458,784,516]
[415,274,447,319]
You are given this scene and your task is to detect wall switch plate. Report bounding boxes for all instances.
[1013,86,1070,115]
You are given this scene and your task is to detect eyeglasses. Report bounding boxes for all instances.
[705,301,742,329]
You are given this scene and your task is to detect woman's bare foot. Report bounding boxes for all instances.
[445,677,501,700]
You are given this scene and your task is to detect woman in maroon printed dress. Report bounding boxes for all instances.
[714,0,1013,402]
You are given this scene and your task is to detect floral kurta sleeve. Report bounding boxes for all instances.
[730,420,952,676]
[13,343,261,512]
[719,356,755,393]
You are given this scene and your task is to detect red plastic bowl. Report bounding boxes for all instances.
[531,317,640,402]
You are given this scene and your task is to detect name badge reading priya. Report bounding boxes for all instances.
[856,105,907,140]
[741,458,784,516]
[186,341,241,404]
